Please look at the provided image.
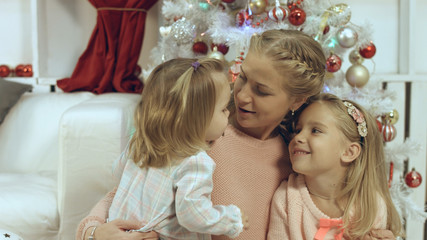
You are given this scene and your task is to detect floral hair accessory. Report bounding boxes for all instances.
[343,101,367,137]
[192,61,200,70]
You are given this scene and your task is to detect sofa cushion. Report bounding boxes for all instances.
[0,78,32,125]
[0,173,58,240]
[0,92,94,174]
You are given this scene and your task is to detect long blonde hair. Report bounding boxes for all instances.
[305,93,403,238]
[129,58,228,168]
[242,29,326,139]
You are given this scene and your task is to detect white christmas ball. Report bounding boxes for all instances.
[170,18,196,45]
[336,27,358,48]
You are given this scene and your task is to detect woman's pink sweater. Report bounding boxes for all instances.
[76,125,292,240]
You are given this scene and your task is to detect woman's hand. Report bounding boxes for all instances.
[86,219,159,240]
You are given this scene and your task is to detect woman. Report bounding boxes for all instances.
[77,30,393,240]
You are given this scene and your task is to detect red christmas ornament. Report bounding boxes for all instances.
[376,119,383,132]
[15,64,25,77]
[405,168,422,188]
[359,42,376,59]
[323,25,330,35]
[268,5,287,22]
[221,0,235,3]
[211,43,229,55]
[193,41,208,55]
[0,64,11,77]
[326,54,342,72]
[381,123,396,142]
[236,9,253,27]
[21,64,33,77]
[288,7,306,26]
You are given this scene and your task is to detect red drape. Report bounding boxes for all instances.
[57,0,157,94]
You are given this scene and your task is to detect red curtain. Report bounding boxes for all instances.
[57,0,157,94]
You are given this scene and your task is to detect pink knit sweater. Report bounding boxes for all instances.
[267,174,387,240]
[76,125,292,240]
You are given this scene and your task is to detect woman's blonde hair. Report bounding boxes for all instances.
[305,93,403,238]
[245,29,326,139]
[129,58,228,168]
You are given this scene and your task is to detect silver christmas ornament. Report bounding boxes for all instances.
[170,18,196,45]
[336,27,358,48]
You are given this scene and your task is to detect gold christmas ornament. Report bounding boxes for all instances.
[349,49,364,65]
[382,109,399,125]
[249,0,267,15]
[208,46,225,61]
[327,3,351,27]
[345,64,369,88]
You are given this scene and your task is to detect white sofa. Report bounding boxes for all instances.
[0,92,140,240]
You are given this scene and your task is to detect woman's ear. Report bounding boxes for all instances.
[341,142,361,163]
[291,97,307,112]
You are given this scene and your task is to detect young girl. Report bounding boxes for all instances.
[107,58,246,239]
[268,93,402,239]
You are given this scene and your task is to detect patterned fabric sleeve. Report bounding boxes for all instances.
[75,187,117,240]
[174,153,243,238]
[267,180,290,240]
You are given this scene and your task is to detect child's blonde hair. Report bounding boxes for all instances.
[129,58,228,168]
[304,93,403,238]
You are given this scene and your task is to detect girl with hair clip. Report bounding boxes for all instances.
[78,29,394,240]
[107,58,247,239]
[268,93,403,240]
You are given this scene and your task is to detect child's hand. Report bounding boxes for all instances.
[241,211,250,230]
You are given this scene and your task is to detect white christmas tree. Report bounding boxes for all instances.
[143,0,427,224]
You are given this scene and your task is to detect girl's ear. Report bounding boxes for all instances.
[341,142,361,163]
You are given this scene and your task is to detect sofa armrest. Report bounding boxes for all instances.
[57,93,140,240]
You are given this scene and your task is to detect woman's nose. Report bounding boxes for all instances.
[236,83,251,103]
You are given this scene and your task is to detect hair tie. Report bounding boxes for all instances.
[343,101,367,137]
[192,61,200,71]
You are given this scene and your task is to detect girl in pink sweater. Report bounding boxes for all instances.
[268,93,403,239]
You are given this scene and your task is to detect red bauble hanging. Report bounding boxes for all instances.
[221,0,235,3]
[376,119,383,132]
[236,9,253,27]
[211,43,229,55]
[268,5,287,22]
[0,64,11,77]
[326,54,342,72]
[193,41,208,55]
[405,168,422,188]
[359,42,376,59]
[323,25,330,35]
[288,7,306,26]
[381,123,396,142]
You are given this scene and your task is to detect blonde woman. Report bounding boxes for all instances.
[268,93,402,239]
[78,30,394,240]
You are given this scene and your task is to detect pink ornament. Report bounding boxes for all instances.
[326,54,342,72]
[381,123,396,142]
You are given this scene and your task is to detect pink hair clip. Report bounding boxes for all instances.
[343,101,368,137]
[192,61,200,70]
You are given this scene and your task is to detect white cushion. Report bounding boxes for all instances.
[0,92,94,174]
[0,173,58,240]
